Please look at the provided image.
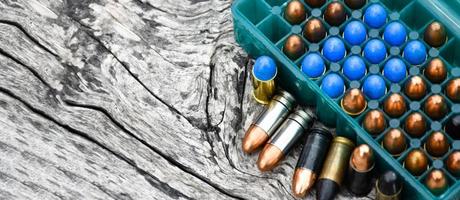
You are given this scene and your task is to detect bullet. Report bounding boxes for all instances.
[403,40,427,65]
[343,55,366,81]
[322,37,346,62]
[404,149,428,176]
[363,110,387,136]
[425,170,448,195]
[446,151,460,176]
[257,109,314,171]
[362,74,387,100]
[251,56,277,104]
[382,129,407,156]
[301,53,326,78]
[305,0,326,8]
[292,127,333,198]
[345,0,366,9]
[317,137,355,200]
[347,144,374,196]
[383,93,406,118]
[363,39,387,64]
[424,58,447,84]
[425,132,449,157]
[242,91,296,154]
[343,21,367,45]
[303,18,326,43]
[424,95,448,120]
[283,34,306,60]
[446,78,460,103]
[341,88,367,116]
[383,58,407,83]
[404,76,427,100]
[424,21,447,48]
[324,2,347,26]
[364,4,387,28]
[376,170,402,200]
[383,21,407,47]
[404,112,427,137]
[285,0,307,25]
[445,114,460,140]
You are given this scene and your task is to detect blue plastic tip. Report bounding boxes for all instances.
[344,21,367,46]
[384,21,407,46]
[363,75,387,100]
[321,73,345,98]
[364,39,387,64]
[364,4,387,28]
[301,53,325,78]
[343,55,366,81]
[383,58,407,83]
[252,56,277,81]
[403,40,427,65]
[322,37,346,62]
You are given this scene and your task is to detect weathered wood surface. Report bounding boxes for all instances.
[0,0,374,199]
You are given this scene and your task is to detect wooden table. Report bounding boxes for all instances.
[0,0,374,199]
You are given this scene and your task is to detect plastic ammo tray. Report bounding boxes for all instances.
[232,0,460,199]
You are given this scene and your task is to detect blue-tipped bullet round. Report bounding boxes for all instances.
[383,58,407,83]
[301,53,326,78]
[363,75,386,99]
[343,55,366,81]
[404,40,427,65]
[364,4,387,28]
[323,37,346,62]
[384,21,407,46]
[344,21,367,45]
[321,73,345,98]
[364,39,387,64]
[253,56,277,81]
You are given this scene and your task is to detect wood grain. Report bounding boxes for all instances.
[0,0,374,199]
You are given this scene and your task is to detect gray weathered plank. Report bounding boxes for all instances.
[0,0,374,199]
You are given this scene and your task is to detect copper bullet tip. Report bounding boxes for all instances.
[424,58,447,83]
[404,76,427,100]
[446,78,460,103]
[363,110,387,136]
[257,144,284,171]
[324,2,347,26]
[383,129,407,156]
[424,21,447,48]
[283,35,306,60]
[285,0,306,25]
[404,112,427,137]
[345,0,366,9]
[425,131,449,157]
[303,18,326,43]
[404,149,428,176]
[305,0,326,8]
[292,168,316,198]
[341,89,367,116]
[424,95,448,120]
[242,125,269,154]
[351,144,374,172]
[447,151,460,176]
[383,93,407,118]
[425,170,448,195]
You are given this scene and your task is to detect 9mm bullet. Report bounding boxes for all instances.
[284,0,307,25]
[425,170,448,195]
[292,127,333,198]
[257,109,315,171]
[376,170,402,200]
[316,136,355,200]
[347,144,375,196]
[242,91,296,154]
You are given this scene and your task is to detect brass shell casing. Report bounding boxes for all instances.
[319,137,355,184]
[251,73,276,105]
